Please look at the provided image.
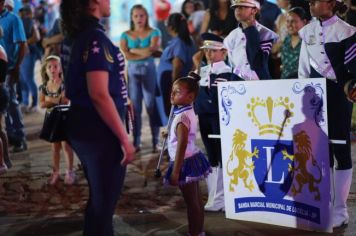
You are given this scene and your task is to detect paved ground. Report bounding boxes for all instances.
[0,106,356,236]
[0,62,356,236]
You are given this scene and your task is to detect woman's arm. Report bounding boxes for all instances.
[119,31,159,60]
[192,50,204,73]
[130,33,161,54]
[170,123,189,185]
[0,46,7,62]
[87,71,135,165]
[60,90,70,105]
[119,39,151,60]
[39,91,60,109]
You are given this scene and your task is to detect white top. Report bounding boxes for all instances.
[199,61,232,87]
[224,22,278,80]
[298,16,356,80]
[167,105,200,161]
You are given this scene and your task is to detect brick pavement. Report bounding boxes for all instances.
[0,108,356,236]
[1,59,356,235]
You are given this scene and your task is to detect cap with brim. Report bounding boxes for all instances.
[200,40,226,50]
[200,33,226,50]
[231,0,261,9]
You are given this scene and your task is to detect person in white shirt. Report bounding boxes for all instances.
[298,0,356,228]
[224,0,278,80]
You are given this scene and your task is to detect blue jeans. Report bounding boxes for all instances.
[67,106,126,236]
[20,52,38,107]
[128,60,160,147]
[5,76,25,143]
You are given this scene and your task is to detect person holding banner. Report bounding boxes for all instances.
[195,32,239,211]
[224,0,278,80]
[298,0,356,228]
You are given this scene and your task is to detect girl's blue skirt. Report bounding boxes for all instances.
[164,151,212,186]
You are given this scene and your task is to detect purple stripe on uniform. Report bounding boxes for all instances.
[261,46,272,50]
[345,47,356,61]
[345,53,355,64]
[345,43,356,56]
[260,42,272,47]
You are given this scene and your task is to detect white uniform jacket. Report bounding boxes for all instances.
[298,16,356,87]
[224,22,278,80]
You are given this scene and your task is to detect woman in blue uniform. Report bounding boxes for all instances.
[224,0,278,80]
[60,0,135,235]
[298,0,356,228]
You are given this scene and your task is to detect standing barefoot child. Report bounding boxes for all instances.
[164,72,211,236]
[39,55,76,185]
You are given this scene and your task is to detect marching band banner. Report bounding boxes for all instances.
[218,78,332,232]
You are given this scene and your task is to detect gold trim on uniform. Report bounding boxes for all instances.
[104,46,114,63]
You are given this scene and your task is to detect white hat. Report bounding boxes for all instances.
[5,0,14,9]
[231,0,261,10]
[200,33,226,50]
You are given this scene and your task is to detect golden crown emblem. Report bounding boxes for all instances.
[247,96,294,136]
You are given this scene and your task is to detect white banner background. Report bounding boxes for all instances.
[218,78,332,232]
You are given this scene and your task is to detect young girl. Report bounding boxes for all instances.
[39,55,75,185]
[164,73,211,236]
[298,0,355,228]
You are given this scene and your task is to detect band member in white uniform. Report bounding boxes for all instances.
[195,33,240,211]
[224,0,278,80]
[298,0,356,228]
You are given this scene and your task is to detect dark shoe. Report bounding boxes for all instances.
[135,146,141,153]
[4,156,12,169]
[7,136,17,146]
[12,141,27,153]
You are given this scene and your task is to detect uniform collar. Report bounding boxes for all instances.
[320,15,338,27]
[238,21,258,29]
[173,104,193,114]
[83,15,105,31]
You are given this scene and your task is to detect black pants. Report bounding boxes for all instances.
[159,71,173,117]
[198,113,222,167]
[327,80,353,170]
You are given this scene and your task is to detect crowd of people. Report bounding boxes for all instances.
[1,0,356,235]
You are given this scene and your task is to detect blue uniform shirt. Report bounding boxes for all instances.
[0,9,26,70]
[61,17,128,113]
